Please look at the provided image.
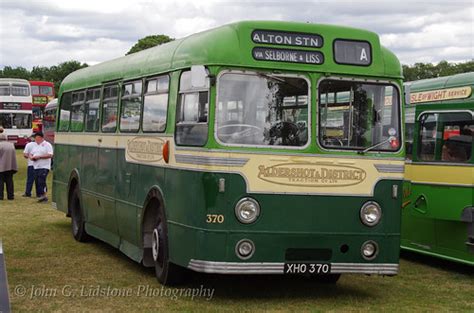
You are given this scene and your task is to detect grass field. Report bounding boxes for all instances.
[0,150,473,312]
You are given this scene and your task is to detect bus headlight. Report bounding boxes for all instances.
[360,201,382,227]
[235,239,255,259]
[235,197,260,224]
[361,241,378,260]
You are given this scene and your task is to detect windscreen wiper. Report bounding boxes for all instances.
[357,137,395,155]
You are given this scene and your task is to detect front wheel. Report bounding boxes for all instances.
[70,186,90,242]
[152,209,186,285]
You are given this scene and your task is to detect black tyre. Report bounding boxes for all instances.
[70,186,90,242]
[152,207,185,285]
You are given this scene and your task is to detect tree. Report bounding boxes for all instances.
[0,66,30,79]
[126,35,174,55]
[403,60,474,81]
[0,61,88,93]
[48,61,88,91]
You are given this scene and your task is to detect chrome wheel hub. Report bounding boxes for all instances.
[152,228,160,262]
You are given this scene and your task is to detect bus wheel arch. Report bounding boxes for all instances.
[67,170,90,242]
[67,169,81,217]
[141,187,166,268]
[141,186,185,285]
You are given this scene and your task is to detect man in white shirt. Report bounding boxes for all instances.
[22,137,40,198]
[28,132,53,202]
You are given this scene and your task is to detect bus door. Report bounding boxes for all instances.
[410,111,473,252]
[114,80,143,249]
[404,113,437,249]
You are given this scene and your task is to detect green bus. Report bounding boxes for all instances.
[403,72,474,266]
[53,21,405,285]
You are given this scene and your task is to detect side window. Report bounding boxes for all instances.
[175,71,209,146]
[418,112,473,163]
[43,107,56,133]
[142,76,169,132]
[58,92,72,132]
[85,88,101,132]
[120,80,142,132]
[70,91,85,132]
[101,84,119,132]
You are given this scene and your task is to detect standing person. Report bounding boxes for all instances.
[0,132,18,200]
[22,137,40,198]
[29,132,53,202]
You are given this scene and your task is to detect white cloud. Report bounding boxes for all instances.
[0,0,472,68]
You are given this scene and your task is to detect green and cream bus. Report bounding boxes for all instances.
[53,21,405,285]
[403,72,473,266]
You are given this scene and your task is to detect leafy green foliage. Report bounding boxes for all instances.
[403,60,474,81]
[126,35,174,55]
[0,61,88,93]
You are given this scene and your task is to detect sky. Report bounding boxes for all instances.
[0,0,473,69]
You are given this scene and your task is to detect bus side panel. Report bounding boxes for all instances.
[52,143,70,213]
[115,150,140,248]
[88,146,120,247]
[163,167,202,266]
[403,182,474,264]
[80,145,99,224]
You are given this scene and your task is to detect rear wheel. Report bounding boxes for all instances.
[152,207,185,285]
[70,186,90,242]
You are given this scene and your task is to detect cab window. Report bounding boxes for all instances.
[418,112,473,163]
[216,72,309,147]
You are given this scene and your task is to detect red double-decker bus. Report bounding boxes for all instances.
[30,81,55,132]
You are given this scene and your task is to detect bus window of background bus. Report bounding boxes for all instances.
[0,113,31,129]
[318,79,400,152]
[31,85,54,96]
[142,75,169,132]
[216,72,309,147]
[405,106,415,160]
[175,71,209,146]
[40,86,54,96]
[70,91,85,132]
[102,85,119,132]
[43,107,56,135]
[85,88,101,132]
[11,83,30,96]
[418,112,473,163]
[0,83,10,96]
[58,93,72,131]
[120,80,142,132]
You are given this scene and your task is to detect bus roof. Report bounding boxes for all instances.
[405,72,474,91]
[29,81,54,87]
[0,78,30,85]
[45,98,58,110]
[405,72,474,105]
[60,21,402,94]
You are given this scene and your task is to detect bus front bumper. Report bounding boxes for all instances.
[188,259,399,275]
